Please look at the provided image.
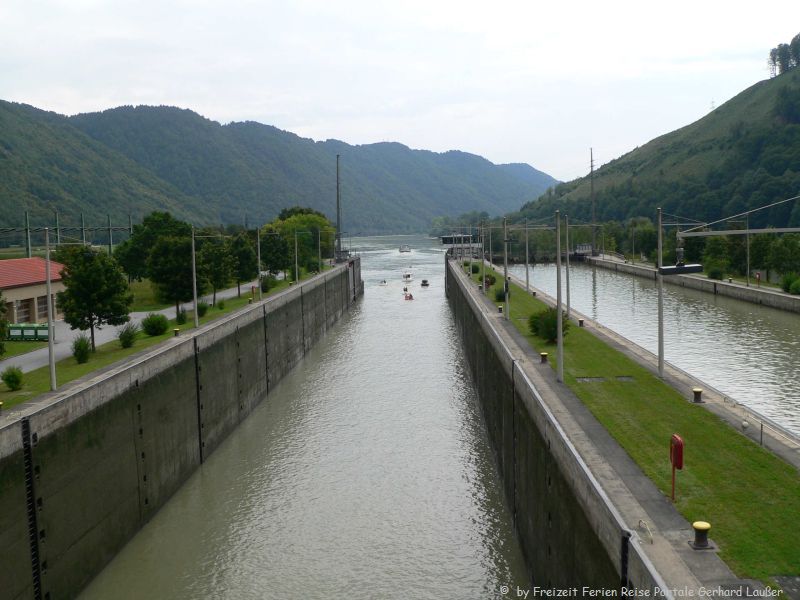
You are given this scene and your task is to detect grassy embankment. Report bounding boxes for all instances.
[468,263,799,584]
[0,276,303,410]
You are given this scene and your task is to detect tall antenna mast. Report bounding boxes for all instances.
[336,154,341,259]
[590,148,596,255]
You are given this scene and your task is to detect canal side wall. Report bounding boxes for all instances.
[445,260,663,592]
[586,257,800,314]
[0,260,362,600]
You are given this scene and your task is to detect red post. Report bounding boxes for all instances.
[670,434,684,502]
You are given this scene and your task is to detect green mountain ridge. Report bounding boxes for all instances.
[0,101,557,235]
[520,68,800,227]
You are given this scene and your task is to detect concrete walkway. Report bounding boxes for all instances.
[0,280,259,374]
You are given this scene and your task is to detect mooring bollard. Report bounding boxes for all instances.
[578,318,585,327]
[532,291,537,297]
[692,388,703,403]
[691,521,711,549]
[540,352,548,364]
[173,328,180,337]
[0,401,3,413]
[498,305,503,314]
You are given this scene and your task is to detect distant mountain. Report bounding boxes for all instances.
[0,101,557,235]
[0,101,212,232]
[520,67,800,227]
[68,106,557,233]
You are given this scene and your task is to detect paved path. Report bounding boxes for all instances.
[0,280,259,374]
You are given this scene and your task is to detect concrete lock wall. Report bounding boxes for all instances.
[0,260,361,600]
[587,257,800,314]
[446,260,664,591]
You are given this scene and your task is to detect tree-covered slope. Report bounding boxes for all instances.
[69,106,558,233]
[0,101,212,230]
[521,67,800,227]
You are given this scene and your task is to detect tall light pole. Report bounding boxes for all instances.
[503,217,509,321]
[481,222,486,293]
[556,211,564,383]
[45,228,56,391]
[657,207,664,378]
[294,230,299,283]
[191,226,199,328]
[525,219,530,293]
[335,154,341,260]
[256,227,263,301]
[565,214,571,318]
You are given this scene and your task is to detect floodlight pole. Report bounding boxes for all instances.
[525,219,530,293]
[191,226,199,328]
[657,207,664,378]
[565,214,571,318]
[481,223,486,293]
[556,211,564,383]
[45,228,57,391]
[256,227,263,300]
[503,218,509,321]
[746,213,750,287]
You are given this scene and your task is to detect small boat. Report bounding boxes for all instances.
[404,293,414,300]
[378,280,388,286]
[399,244,411,253]
[421,279,429,287]
[402,270,413,282]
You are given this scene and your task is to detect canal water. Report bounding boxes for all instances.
[80,235,528,599]
[509,262,800,435]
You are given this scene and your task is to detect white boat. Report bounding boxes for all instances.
[402,270,413,282]
[399,244,411,253]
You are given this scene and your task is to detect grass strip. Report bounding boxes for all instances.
[467,263,799,583]
[1,340,47,360]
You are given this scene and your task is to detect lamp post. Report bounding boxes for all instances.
[525,218,530,293]
[256,227,262,301]
[503,218,509,321]
[565,214,571,318]
[45,228,56,391]
[191,226,199,328]
[294,230,313,283]
[657,208,664,378]
[556,211,564,383]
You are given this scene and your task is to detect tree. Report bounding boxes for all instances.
[115,212,191,281]
[56,247,133,351]
[0,290,7,357]
[777,43,792,75]
[198,237,233,305]
[277,206,328,221]
[147,236,206,315]
[260,225,290,276]
[227,234,258,297]
[791,33,800,69]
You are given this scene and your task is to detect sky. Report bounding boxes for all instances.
[1,0,798,182]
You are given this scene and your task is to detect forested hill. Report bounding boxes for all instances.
[519,66,800,227]
[0,101,556,234]
[0,101,214,229]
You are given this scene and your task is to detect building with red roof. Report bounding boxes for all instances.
[0,257,65,323]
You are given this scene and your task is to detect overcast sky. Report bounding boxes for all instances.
[2,1,798,181]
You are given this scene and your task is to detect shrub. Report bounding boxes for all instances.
[197,301,209,318]
[528,307,570,343]
[1,366,23,391]
[706,264,725,281]
[790,279,800,295]
[72,334,91,364]
[141,313,169,336]
[780,273,798,293]
[494,287,506,302]
[261,276,277,293]
[471,263,480,274]
[216,299,226,310]
[175,309,187,325]
[484,274,497,287]
[117,322,139,349]
[305,257,320,274]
